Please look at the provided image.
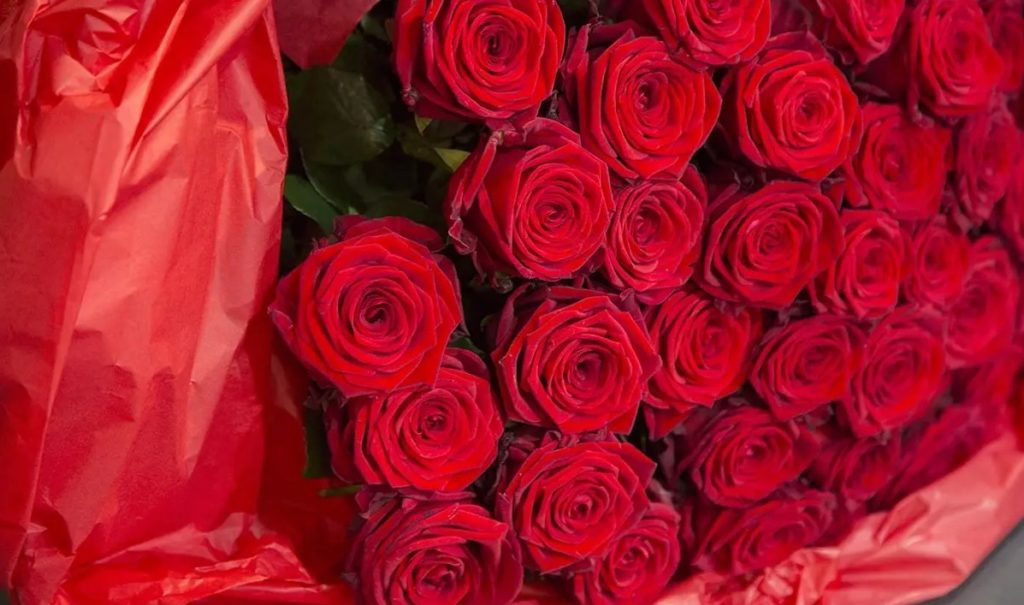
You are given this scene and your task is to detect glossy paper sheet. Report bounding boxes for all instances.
[2,2,1023,605]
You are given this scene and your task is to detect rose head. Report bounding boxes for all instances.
[903,215,970,309]
[953,345,1023,408]
[565,23,720,180]
[270,217,461,398]
[570,503,682,605]
[602,168,707,304]
[445,119,614,287]
[844,308,946,437]
[811,209,909,320]
[946,237,1021,368]
[751,314,867,420]
[954,101,1021,226]
[808,430,901,502]
[496,436,656,573]
[843,103,951,221]
[492,286,659,435]
[995,156,1024,259]
[677,405,819,508]
[393,0,565,124]
[801,0,905,66]
[987,0,1024,93]
[347,495,523,605]
[327,349,502,492]
[698,180,843,309]
[644,289,762,438]
[721,33,863,181]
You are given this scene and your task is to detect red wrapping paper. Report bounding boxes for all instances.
[1,2,1022,604]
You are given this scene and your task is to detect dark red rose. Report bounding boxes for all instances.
[615,0,770,66]
[677,405,819,507]
[347,494,523,605]
[686,486,835,576]
[570,503,681,605]
[807,429,901,502]
[987,0,1024,93]
[954,101,1021,226]
[492,286,660,434]
[393,0,564,124]
[445,119,614,287]
[994,156,1024,258]
[326,349,502,492]
[903,215,970,310]
[720,33,863,181]
[946,237,1021,368]
[496,435,656,573]
[810,209,909,320]
[953,345,1023,408]
[644,289,763,438]
[800,0,905,66]
[564,23,720,180]
[602,168,707,304]
[698,181,843,309]
[844,308,946,437]
[751,314,867,420]
[270,217,461,398]
[843,103,951,221]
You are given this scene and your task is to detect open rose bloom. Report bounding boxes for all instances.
[4,1,1024,605]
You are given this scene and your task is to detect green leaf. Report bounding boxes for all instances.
[320,485,363,497]
[365,196,446,233]
[303,404,334,479]
[398,124,472,173]
[435,148,470,172]
[287,67,395,166]
[415,116,432,134]
[451,336,484,355]
[284,175,339,234]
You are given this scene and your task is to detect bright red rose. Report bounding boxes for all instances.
[751,314,867,420]
[987,0,1024,93]
[811,209,909,320]
[844,308,946,437]
[570,503,681,605]
[496,435,656,573]
[326,349,502,492]
[954,101,1021,226]
[800,0,905,66]
[946,237,1021,368]
[807,429,901,502]
[994,156,1024,258]
[686,486,835,576]
[698,181,843,309]
[602,168,707,304]
[903,215,970,309]
[348,494,523,605]
[270,216,461,398]
[393,0,564,123]
[492,286,660,434]
[564,23,720,180]
[644,289,762,438]
[446,119,614,288]
[843,103,951,220]
[721,33,863,181]
[677,405,819,507]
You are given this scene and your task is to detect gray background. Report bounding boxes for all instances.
[929,523,1024,604]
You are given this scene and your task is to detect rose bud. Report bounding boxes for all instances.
[953,101,1021,227]
[903,215,970,310]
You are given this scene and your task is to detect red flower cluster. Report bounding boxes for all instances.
[272,0,1024,603]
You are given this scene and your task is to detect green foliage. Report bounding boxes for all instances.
[302,404,334,479]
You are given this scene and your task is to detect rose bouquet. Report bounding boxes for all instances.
[272,0,1024,604]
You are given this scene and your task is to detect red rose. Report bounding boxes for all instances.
[445,119,614,287]
[602,168,707,303]
[721,33,863,181]
[843,103,951,221]
[686,486,835,576]
[616,0,770,66]
[800,0,905,66]
[810,209,909,320]
[393,0,565,123]
[995,156,1024,258]
[698,181,843,309]
[954,101,1021,226]
[844,308,946,437]
[564,23,720,180]
[570,503,681,605]
[677,405,819,507]
[644,289,763,438]
[903,215,970,309]
[326,349,502,492]
[270,216,461,398]
[496,435,655,573]
[751,314,867,420]
[946,236,1021,367]
[348,494,523,605]
[492,286,660,434]
[987,0,1024,93]
[807,429,901,502]
[953,345,1023,408]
